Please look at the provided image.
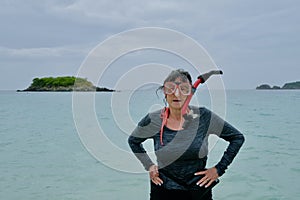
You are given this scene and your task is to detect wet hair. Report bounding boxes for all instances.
[156,69,192,95]
[163,69,192,84]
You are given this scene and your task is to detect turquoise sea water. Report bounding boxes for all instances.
[1,90,300,200]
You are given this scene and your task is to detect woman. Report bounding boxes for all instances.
[128,69,244,200]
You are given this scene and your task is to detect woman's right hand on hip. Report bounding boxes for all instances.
[149,165,163,186]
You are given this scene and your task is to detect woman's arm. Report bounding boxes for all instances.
[206,108,245,176]
[128,134,155,171]
[128,114,156,171]
[214,121,245,176]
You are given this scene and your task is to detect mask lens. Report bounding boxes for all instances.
[164,82,176,94]
[179,83,191,95]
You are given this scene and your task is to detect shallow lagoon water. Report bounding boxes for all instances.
[1,90,299,200]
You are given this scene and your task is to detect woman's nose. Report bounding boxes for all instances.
[174,87,180,97]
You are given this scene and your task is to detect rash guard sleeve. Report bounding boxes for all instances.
[205,108,245,176]
[128,114,156,171]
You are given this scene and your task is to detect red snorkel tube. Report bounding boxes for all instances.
[181,70,223,116]
[160,70,223,145]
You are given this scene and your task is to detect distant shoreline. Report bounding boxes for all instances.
[16,76,115,92]
[256,81,300,90]
[16,88,116,92]
[17,87,115,92]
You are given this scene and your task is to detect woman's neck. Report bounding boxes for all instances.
[168,108,182,120]
[167,108,184,130]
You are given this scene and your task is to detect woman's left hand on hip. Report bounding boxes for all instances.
[194,167,219,188]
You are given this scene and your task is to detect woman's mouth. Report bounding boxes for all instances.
[173,99,181,102]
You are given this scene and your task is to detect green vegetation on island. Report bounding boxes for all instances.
[17,76,115,92]
[256,81,300,90]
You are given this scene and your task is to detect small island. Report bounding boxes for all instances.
[256,81,300,90]
[17,76,115,92]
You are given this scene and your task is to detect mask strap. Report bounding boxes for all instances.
[159,107,169,145]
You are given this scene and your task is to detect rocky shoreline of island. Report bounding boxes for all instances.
[256,81,300,90]
[17,76,115,92]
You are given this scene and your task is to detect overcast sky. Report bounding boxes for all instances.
[0,0,299,90]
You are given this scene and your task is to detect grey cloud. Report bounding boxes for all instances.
[0,45,91,60]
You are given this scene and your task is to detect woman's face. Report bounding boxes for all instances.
[164,77,191,110]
